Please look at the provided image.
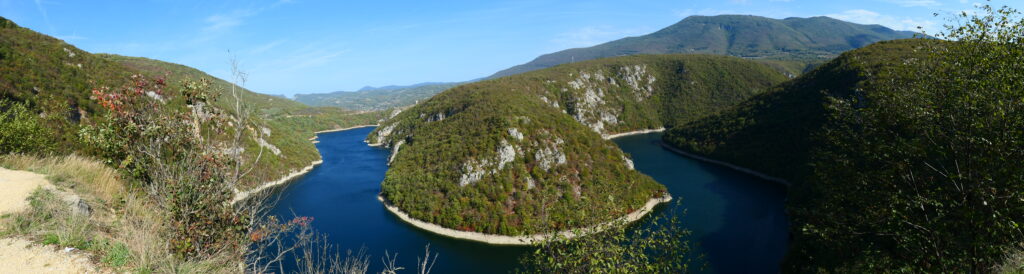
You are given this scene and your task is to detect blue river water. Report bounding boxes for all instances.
[265,126,788,273]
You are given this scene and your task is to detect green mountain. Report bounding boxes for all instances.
[664,38,1024,271]
[294,82,460,111]
[0,16,383,188]
[490,15,918,79]
[660,40,924,184]
[368,54,787,235]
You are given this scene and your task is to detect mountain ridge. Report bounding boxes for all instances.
[488,14,918,79]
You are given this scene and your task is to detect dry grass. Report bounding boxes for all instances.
[0,154,124,203]
[115,191,240,273]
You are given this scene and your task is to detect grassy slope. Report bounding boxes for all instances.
[99,54,390,187]
[490,15,917,78]
[368,54,786,235]
[0,17,384,189]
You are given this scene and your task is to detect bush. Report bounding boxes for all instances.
[79,74,250,259]
[0,99,51,154]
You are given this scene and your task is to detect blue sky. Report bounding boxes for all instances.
[0,0,1000,96]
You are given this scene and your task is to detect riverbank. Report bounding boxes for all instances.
[657,142,791,187]
[604,128,666,140]
[232,159,324,204]
[234,125,380,204]
[378,194,672,245]
[313,124,379,135]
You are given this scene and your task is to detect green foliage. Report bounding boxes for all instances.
[793,5,1024,272]
[662,40,928,183]
[372,54,785,235]
[79,74,249,259]
[98,54,387,188]
[0,17,382,188]
[295,82,460,110]
[665,4,1024,271]
[101,241,131,268]
[517,204,695,273]
[0,99,51,154]
[490,14,917,78]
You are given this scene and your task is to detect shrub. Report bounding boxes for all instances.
[0,99,51,154]
[80,74,249,259]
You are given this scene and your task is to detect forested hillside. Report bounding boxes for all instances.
[369,54,786,235]
[664,9,1024,270]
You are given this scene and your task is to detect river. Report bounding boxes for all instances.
[265,126,788,273]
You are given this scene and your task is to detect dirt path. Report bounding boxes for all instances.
[0,167,106,273]
[0,238,102,273]
[0,167,50,215]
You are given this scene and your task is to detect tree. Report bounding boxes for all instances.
[794,3,1024,271]
[517,203,695,273]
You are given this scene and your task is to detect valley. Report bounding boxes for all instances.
[0,2,1021,273]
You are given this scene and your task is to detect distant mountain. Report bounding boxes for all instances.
[357,82,452,92]
[294,82,461,111]
[489,15,918,78]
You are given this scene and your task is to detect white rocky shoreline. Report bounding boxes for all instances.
[231,159,323,204]
[378,194,672,245]
[604,127,666,139]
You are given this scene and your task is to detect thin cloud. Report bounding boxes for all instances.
[203,9,256,33]
[201,0,296,34]
[248,40,286,55]
[33,0,53,32]
[56,34,86,41]
[883,0,941,7]
[673,8,741,19]
[827,9,937,32]
[551,26,653,49]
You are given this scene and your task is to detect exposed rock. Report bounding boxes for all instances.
[622,155,635,170]
[497,140,516,169]
[145,91,165,103]
[428,112,445,122]
[374,123,398,144]
[459,159,490,187]
[257,137,282,156]
[388,140,405,165]
[508,128,524,141]
[72,199,91,216]
[619,64,656,101]
[565,70,622,135]
[388,108,403,119]
[459,139,519,187]
[534,138,567,171]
